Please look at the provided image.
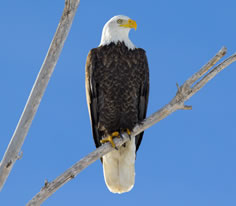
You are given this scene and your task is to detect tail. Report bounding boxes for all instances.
[102,137,136,194]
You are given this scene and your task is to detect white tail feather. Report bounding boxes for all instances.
[102,137,136,194]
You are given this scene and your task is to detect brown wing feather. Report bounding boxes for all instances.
[85,49,102,148]
[135,49,149,152]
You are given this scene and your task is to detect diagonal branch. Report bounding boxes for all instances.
[0,0,81,191]
[27,47,236,205]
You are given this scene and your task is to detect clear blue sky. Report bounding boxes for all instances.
[1,0,236,205]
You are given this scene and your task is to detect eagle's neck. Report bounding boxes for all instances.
[99,26,135,50]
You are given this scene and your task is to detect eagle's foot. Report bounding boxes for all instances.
[100,131,120,149]
[120,129,131,140]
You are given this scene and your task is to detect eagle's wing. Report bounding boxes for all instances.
[85,49,102,148]
[86,48,149,151]
[135,49,150,152]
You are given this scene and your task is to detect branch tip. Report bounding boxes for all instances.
[182,105,192,110]
[43,179,49,189]
[176,82,180,91]
[220,46,227,56]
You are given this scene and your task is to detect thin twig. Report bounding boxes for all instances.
[27,47,236,205]
[0,0,81,191]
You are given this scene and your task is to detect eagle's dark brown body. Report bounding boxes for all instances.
[86,42,149,152]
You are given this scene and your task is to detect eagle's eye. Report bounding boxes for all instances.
[117,19,123,24]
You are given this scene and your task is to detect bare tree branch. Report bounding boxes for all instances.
[27,47,236,205]
[0,0,81,191]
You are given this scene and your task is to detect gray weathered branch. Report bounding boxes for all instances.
[0,0,81,191]
[27,47,236,205]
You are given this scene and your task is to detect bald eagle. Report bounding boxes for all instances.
[85,15,149,194]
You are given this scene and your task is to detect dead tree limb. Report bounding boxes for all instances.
[0,0,81,191]
[27,47,236,206]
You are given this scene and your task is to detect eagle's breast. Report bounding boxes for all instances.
[93,42,145,134]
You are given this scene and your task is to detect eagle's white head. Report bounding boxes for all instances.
[99,15,137,50]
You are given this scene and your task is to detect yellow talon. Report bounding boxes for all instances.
[126,129,131,135]
[121,129,131,135]
[111,131,119,137]
[100,131,120,148]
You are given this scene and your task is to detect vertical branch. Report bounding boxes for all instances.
[0,0,81,191]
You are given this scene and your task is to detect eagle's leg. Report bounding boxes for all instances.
[119,129,132,148]
[100,131,120,149]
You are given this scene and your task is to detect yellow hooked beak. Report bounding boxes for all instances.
[120,19,137,30]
